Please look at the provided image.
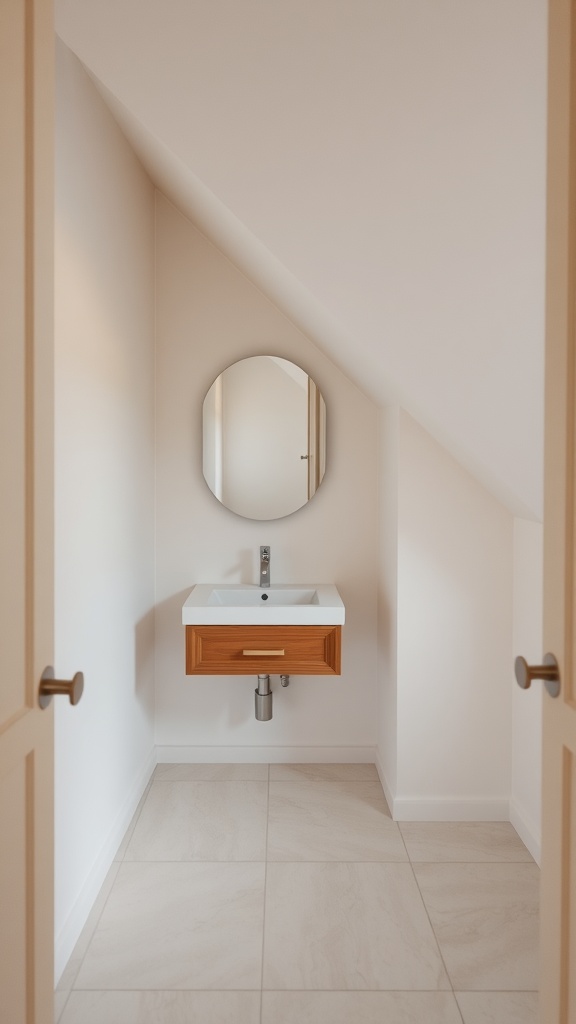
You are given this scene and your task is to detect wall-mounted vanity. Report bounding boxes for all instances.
[183,583,344,673]
[182,582,345,720]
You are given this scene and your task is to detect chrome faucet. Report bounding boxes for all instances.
[260,546,270,588]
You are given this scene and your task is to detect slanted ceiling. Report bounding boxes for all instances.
[55,0,547,519]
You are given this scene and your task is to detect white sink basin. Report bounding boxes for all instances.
[182,584,345,625]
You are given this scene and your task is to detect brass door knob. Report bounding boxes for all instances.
[38,666,84,709]
[514,653,560,698]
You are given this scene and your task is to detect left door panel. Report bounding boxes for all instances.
[0,0,55,1021]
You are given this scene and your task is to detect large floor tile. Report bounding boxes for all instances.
[154,763,268,781]
[59,990,261,1024]
[54,990,69,1023]
[55,860,123,1018]
[62,862,121,960]
[270,763,379,781]
[400,822,533,862]
[414,862,539,990]
[74,862,265,990]
[56,956,83,998]
[263,862,449,990]
[262,991,463,1023]
[456,991,539,1023]
[124,780,268,861]
[115,783,153,860]
[267,781,406,861]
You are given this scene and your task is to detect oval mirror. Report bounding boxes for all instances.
[202,356,326,520]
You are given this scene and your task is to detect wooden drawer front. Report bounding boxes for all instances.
[186,625,341,675]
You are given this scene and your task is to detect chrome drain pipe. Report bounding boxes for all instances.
[255,674,273,721]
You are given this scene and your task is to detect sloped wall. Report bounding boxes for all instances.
[55,0,548,522]
[154,195,380,758]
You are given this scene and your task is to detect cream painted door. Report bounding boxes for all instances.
[540,1,576,1019]
[0,0,55,1020]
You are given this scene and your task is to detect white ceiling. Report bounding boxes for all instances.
[55,0,548,518]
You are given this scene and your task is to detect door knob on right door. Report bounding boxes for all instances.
[514,653,561,698]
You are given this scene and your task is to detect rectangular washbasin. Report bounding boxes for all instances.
[209,587,317,606]
[182,583,345,625]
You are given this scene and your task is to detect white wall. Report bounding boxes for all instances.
[379,410,515,818]
[154,195,379,759]
[54,41,156,979]
[377,404,399,801]
[510,518,543,859]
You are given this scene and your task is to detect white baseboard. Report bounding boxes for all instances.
[155,745,377,764]
[54,749,156,985]
[374,752,396,813]
[374,754,509,820]
[509,798,541,864]
[389,797,510,821]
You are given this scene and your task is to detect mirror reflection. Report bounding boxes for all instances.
[202,356,326,520]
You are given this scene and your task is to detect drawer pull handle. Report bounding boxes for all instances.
[243,649,285,657]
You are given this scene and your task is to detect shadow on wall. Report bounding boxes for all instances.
[221,548,254,583]
[134,607,156,708]
[377,586,394,664]
[154,588,257,732]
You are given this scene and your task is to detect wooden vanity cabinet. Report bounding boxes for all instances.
[185,624,341,675]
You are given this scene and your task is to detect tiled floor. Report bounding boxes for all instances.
[55,764,539,1024]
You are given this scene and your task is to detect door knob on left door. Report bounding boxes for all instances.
[514,653,560,698]
[38,666,84,709]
